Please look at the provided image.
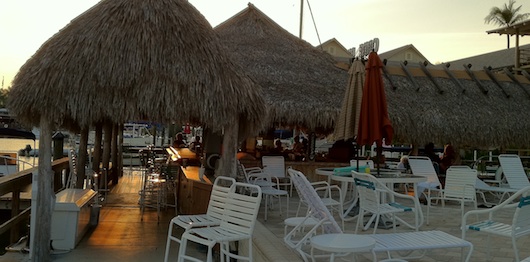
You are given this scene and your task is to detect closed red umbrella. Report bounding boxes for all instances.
[357,52,393,170]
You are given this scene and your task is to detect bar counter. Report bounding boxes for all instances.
[176,165,214,215]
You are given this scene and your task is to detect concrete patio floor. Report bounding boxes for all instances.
[3,168,530,261]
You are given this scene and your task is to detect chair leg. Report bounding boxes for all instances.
[164,221,175,262]
[512,237,520,262]
[373,214,380,234]
[177,235,188,262]
[355,209,364,234]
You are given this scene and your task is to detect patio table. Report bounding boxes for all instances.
[315,167,426,221]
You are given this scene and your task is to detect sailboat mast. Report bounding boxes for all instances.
[299,0,303,38]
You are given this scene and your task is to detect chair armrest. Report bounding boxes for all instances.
[462,191,523,233]
[310,181,330,187]
[245,167,263,174]
[314,184,342,199]
[483,179,502,184]
[249,173,281,187]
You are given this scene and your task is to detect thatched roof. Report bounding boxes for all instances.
[384,64,530,149]
[215,3,348,133]
[7,0,266,136]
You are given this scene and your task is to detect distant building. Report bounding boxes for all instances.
[439,43,530,72]
[486,18,530,72]
[379,44,431,67]
[317,38,353,66]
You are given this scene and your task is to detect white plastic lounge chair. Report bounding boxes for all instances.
[353,171,422,233]
[284,168,473,262]
[177,182,262,262]
[164,176,235,262]
[408,156,442,202]
[482,166,505,186]
[498,154,530,190]
[462,186,530,262]
[426,166,477,225]
[287,168,345,230]
[475,177,518,206]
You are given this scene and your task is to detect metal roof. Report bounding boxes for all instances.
[487,19,530,36]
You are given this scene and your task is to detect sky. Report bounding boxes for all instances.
[1,0,529,89]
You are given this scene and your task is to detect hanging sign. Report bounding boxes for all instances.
[358,38,380,58]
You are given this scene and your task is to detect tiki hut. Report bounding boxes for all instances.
[215,3,349,133]
[7,0,266,259]
[383,64,530,150]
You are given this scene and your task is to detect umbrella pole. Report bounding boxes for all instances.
[355,142,360,172]
[376,144,382,176]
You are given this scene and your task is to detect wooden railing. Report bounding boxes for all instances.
[0,157,69,245]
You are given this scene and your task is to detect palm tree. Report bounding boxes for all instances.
[485,0,530,48]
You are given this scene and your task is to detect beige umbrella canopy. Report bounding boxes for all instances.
[334,60,365,141]
[215,3,348,133]
[7,0,266,260]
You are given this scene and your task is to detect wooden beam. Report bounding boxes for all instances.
[400,62,421,91]
[463,64,488,95]
[484,67,510,98]
[419,62,444,94]
[442,63,466,93]
[503,68,530,99]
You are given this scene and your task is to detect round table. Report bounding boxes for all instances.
[310,233,376,261]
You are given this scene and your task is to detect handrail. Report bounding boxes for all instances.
[0,157,70,246]
[1,156,34,176]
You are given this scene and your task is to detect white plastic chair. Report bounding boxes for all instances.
[262,155,293,195]
[462,186,530,262]
[408,156,442,203]
[163,176,235,262]
[177,182,262,262]
[426,166,477,225]
[239,160,289,221]
[498,154,530,190]
[353,172,422,233]
[248,171,289,221]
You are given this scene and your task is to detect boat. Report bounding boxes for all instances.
[122,123,160,147]
[86,123,163,148]
[0,128,36,177]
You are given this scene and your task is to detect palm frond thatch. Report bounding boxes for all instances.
[7,0,266,137]
[386,67,530,149]
[215,3,348,133]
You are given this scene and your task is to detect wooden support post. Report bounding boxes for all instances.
[32,116,54,261]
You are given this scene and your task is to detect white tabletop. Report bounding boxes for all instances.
[311,233,376,253]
